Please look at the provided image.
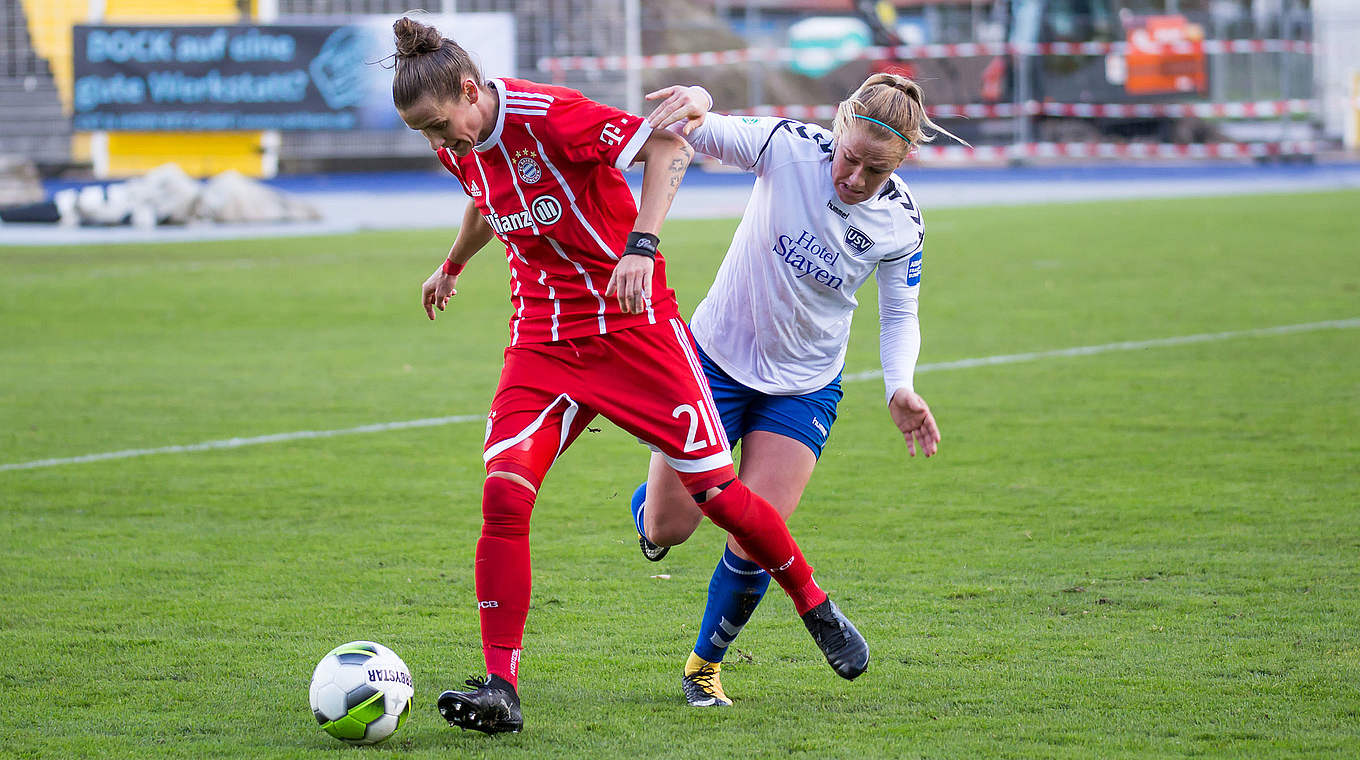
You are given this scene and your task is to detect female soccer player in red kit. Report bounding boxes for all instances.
[389,17,867,734]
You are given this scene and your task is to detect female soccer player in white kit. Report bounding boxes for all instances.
[629,73,955,706]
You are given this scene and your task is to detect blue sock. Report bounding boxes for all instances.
[693,545,771,663]
[630,482,648,539]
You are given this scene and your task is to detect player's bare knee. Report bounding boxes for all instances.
[672,464,736,499]
[645,504,703,547]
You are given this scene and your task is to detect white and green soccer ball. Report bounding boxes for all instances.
[309,641,413,745]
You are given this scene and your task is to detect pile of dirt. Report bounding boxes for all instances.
[0,158,44,206]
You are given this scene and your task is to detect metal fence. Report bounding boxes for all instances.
[2,0,1354,172]
[0,0,631,170]
[551,2,1330,163]
[274,0,629,165]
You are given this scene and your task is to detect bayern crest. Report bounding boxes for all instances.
[514,149,543,184]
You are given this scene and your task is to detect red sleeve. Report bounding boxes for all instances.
[543,94,654,170]
[437,148,465,182]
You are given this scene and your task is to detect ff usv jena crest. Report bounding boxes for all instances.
[843,225,875,255]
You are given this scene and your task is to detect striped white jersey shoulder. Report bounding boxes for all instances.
[679,114,926,396]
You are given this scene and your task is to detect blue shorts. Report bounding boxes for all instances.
[698,344,843,459]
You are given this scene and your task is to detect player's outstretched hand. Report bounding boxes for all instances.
[888,388,940,458]
[422,267,459,321]
[605,254,654,315]
[644,85,712,135]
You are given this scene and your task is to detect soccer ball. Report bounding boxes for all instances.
[308,641,413,745]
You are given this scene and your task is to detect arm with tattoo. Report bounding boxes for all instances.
[631,129,694,235]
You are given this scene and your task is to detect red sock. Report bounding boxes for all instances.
[697,479,827,615]
[475,476,536,689]
[482,645,521,690]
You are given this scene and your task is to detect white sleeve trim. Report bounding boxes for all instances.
[614,120,654,170]
[877,256,922,402]
[672,112,789,174]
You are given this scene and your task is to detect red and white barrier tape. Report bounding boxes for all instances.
[731,99,1318,120]
[539,38,1312,74]
[909,140,1321,163]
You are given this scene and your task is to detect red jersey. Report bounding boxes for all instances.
[437,78,681,345]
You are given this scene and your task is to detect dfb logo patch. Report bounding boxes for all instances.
[844,225,875,255]
[906,251,923,286]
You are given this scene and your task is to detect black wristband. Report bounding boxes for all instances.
[623,231,660,259]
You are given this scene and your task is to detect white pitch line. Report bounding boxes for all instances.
[3,318,1356,473]
[0,415,485,473]
[843,317,1360,383]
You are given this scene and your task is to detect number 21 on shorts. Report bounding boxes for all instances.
[672,400,719,452]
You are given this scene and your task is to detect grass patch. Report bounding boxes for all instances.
[2,191,1358,758]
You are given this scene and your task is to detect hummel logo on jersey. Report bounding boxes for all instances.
[773,230,844,290]
[486,209,534,235]
[844,226,875,254]
[826,200,848,219]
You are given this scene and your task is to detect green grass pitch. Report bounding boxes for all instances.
[2,190,1358,759]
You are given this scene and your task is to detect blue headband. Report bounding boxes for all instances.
[851,114,911,145]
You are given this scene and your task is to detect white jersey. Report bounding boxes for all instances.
[676,113,925,399]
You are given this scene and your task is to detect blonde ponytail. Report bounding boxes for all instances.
[832,73,967,151]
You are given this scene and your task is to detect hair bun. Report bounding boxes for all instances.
[394,16,444,58]
[865,72,921,99]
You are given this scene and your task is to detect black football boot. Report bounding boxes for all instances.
[801,598,870,680]
[639,533,670,562]
[437,674,523,734]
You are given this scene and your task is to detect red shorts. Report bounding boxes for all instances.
[482,317,732,491]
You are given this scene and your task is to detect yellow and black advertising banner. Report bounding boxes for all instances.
[72,24,389,132]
